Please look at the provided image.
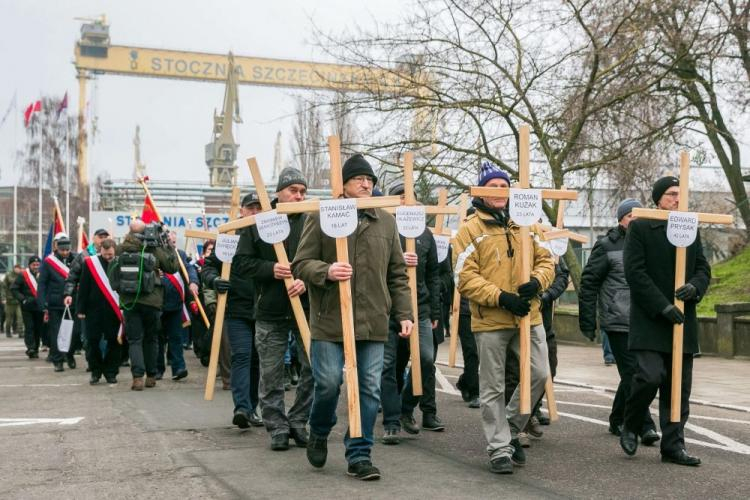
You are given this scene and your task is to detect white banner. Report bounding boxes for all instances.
[667,211,698,248]
[215,234,240,263]
[320,199,358,238]
[509,188,543,227]
[396,206,426,238]
[434,234,451,263]
[255,210,290,244]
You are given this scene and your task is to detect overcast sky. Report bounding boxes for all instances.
[0,0,403,186]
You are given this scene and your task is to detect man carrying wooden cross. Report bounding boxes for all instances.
[453,161,554,475]
[620,176,711,466]
[293,154,413,481]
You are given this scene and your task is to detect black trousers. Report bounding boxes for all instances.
[124,304,161,378]
[456,314,479,399]
[624,350,693,455]
[22,309,44,353]
[85,315,121,378]
[607,331,656,434]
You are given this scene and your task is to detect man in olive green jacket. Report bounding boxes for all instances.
[292,154,413,481]
[114,219,178,390]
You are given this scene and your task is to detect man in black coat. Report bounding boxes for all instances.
[620,177,711,466]
[579,199,658,443]
[11,256,43,358]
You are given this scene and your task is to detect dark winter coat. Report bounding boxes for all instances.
[38,252,77,311]
[541,260,569,337]
[399,228,441,323]
[244,206,308,322]
[63,246,96,298]
[623,218,711,353]
[75,255,118,324]
[11,270,41,312]
[292,207,413,342]
[579,225,631,334]
[202,227,256,322]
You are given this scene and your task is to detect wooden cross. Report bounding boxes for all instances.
[440,192,469,369]
[204,187,244,400]
[246,157,312,359]
[632,151,733,422]
[469,125,578,415]
[276,136,401,438]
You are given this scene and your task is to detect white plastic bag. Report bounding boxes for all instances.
[57,306,74,353]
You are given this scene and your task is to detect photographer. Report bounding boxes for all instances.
[111,219,178,391]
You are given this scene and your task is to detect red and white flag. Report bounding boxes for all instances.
[23,100,42,128]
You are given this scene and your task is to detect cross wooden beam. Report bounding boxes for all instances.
[631,151,733,422]
[468,125,579,415]
[204,186,243,401]
[246,157,312,360]
[276,136,402,438]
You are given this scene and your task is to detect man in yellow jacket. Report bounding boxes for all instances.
[453,161,554,475]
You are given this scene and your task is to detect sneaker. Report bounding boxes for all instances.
[306,434,328,468]
[382,428,401,445]
[248,408,264,427]
[422,414,445,432]
[468,397,481,409]
[510,438,526,466]
[489,456,513,474]
[347,461,381,481]
[290,427,309,447]
[271,433,290,451]
[232,410,250,429]
[526,416,543,438]
[516,432,531,448]
[400,414,420,435]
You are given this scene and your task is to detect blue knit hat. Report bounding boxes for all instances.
[478,161,511,187]
[616,198,641,221]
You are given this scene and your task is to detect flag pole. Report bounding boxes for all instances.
[65,119,70,234]
[37,116,43,257]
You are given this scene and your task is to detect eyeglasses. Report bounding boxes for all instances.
[350,175,374,185]
[662,191,680,197]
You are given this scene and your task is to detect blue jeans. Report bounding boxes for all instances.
[601,330,615,362]
[309,339,384,465]
[159,310,186,376]
[402,318,437,416]
[227,318,257,414]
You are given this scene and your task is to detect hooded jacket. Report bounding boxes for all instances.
[114,233,178,310]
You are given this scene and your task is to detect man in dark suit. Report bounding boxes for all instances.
[620,176,711,466]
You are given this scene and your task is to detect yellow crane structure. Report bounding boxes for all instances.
[73,17,420,187]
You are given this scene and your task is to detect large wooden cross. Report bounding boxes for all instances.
[632,151,733,422]
[469,124,578,414]
[276,136,402,438]
[246,157,312,359]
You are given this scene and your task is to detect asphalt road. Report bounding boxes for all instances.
[1,336,748,499]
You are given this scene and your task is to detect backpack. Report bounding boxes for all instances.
[109,251,157,295]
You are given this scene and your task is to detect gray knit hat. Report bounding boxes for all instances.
[276,167,307,192]
[616,198,641,221]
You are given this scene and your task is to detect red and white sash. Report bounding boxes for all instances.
[22,269,38,298]
[165,272,192,327]
[84,256,124,339]
[44,254,70,279]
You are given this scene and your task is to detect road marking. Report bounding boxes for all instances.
[0,383,83,388]
[553,400,750,425]
[0,417,84,428]
[0,346,27,351]
[435,367,461,396]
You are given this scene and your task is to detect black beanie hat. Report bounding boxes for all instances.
[342,154,378,185]
[276,167,307,192]
[652,176,679,205]
[28,256,41,265]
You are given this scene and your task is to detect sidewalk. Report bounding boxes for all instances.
[437,340,750,412]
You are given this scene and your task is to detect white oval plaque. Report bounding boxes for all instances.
[215,234,240,263]
[434,234,451,263]
[550,237,569,257]
[320,199,358,238]
[509,188,543,227]
[667,211,698,248]
[396,206,426,238]
[255,210,290,244]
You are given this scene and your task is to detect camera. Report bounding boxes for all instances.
[136,221,170,248]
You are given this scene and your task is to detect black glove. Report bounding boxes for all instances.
[581,330,596,342]
[518,278,540,301]
[661,304,685,324]
[540,291,552,307]
[675,283,698,301]
[498,291,531,317]
[206,302,217,319]
[213,277,231,294]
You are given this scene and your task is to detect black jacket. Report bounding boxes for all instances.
[579,225,631,333]
[76,255,119,325]
[244,206,308,322]
[38,252,77,311]
[399,228,441,322]
[63,247,96,298]
[541,260,569,337]
[11,270,41,312]
[624,218,711,353]
[202,226,256,322]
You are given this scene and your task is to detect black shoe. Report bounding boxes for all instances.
[232,410,250,429]
[608,423,623,437]
[661,449,701,466]
[89,375,100,385]
[620,428,638,456]
[306,434,328,468]
[105,376,117,384]
[347,461,381,481]
[641,429,660,446]
[382,428,400,445]
[271,433,290,451]
[456,378,471,402]
[535,412,550,426]
[468,397,481,409]
[171,370,188,381]
[67,357,76,369]
[510,438,526,466]
[248,409,264,427]
[400,414,420,434]
[423,414,445,432]
[489,456,513,474]
[290,427,309,447]
[155,372,163,381]
[54,362,64,372]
